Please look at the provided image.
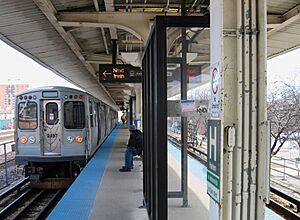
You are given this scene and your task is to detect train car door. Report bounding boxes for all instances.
[42,100,61,156]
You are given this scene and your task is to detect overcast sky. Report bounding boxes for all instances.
[0,39,299,91]
[0,40,79,89]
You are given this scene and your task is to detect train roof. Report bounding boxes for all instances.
[17,86,86,96]
[16,86,118,110]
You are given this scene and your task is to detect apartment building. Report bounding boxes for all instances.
[0,84,29,114]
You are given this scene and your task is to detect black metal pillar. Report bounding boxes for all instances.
[142,16,209,220]
[155,19,167,220]
[129,96,133,125]
[112,39,117,65]
[181,29,188,207]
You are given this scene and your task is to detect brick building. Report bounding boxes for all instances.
[0,84,29,114]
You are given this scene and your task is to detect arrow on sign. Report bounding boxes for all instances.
[102,70,112,78]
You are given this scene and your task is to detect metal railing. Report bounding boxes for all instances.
[271,156,300,181]
[0,129,14,142]
[0,140,15,188]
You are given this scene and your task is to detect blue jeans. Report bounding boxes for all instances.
[124,147,136,169]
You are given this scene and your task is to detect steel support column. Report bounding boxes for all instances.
[180,28,188,207]
[142,16,209,220]
[135,85,142,122]
[129,96,133,125]
[209,0,269,219]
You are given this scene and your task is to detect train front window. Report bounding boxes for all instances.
[46,103,58,125]
[18,102,37,130]
[64,101,85,129]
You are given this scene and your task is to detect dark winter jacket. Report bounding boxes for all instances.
[128,130,143,156]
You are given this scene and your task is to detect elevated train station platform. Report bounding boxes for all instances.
[2,0,300,219]
[47,125,283,220]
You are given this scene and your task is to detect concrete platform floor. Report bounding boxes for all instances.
[89,127,148,220]
[168,151,209,220]
[89,126,209,220]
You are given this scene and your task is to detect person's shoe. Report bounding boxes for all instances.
[119,167,131,172]
[122,166,133,169]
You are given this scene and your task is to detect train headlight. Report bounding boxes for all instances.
[28,136,36,144]
[20,136,27,144]
[75,136,83,143]
[67,136,74,143]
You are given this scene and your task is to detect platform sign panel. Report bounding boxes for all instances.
[207,119,221,204]
[211,62,221,118]
[99,64,142,83]
[180,100,196,112]
[167,65,201,83]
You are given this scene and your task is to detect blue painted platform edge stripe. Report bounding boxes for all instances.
[47,125,120,220]
[167,141,283,220]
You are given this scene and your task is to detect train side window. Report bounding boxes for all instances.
[18,102,38,130]
[46,103,58,125]
[64,101,85,129]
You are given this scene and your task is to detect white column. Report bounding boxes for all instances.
[209,0,268,219]
[135,84,142,128]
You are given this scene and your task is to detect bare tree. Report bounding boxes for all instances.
[290,131,300,148]
[267,82,300,155]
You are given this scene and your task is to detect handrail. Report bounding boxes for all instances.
[0,140,16,187]
[270,167,300,180]
[272,155,300,164]
[271,161,300,173]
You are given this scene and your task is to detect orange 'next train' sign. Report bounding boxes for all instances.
[99,64,142,83]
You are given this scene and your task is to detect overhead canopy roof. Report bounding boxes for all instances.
[0,0,299,109]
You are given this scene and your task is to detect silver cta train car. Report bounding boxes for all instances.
[14,86,117,183]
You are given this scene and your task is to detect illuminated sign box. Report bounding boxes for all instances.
[167,65,201,83]
[42,91,58,98]
[99,64,142,83]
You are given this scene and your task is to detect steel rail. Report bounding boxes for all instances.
[33,189,62,220]
[0,188,63,220]
[12,189,45,219]
[267,199,300,220]
[0,177,29,200]
[270,186,300,213]
[0,188,32,218]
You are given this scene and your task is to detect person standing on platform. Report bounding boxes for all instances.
[121,113,127,125]
[120,125,143,172]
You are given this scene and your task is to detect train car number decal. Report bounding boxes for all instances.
[46,133,58,138]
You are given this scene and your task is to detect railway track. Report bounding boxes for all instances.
[168,135,300,219]
[0,178,65,219]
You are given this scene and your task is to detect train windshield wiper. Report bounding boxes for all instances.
[19,100,29,115]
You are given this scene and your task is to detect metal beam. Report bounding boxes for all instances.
[92,0,110,55]
[84,54,117,63]
[93,0,100,11]
[101,28,110,54]
[113,3,208,8]
[266,14,282,28]
[57,12,158,42]
[104,0,118,39]
[33,0,116,105]
[33,0,96,75]
[268,4,300,36]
